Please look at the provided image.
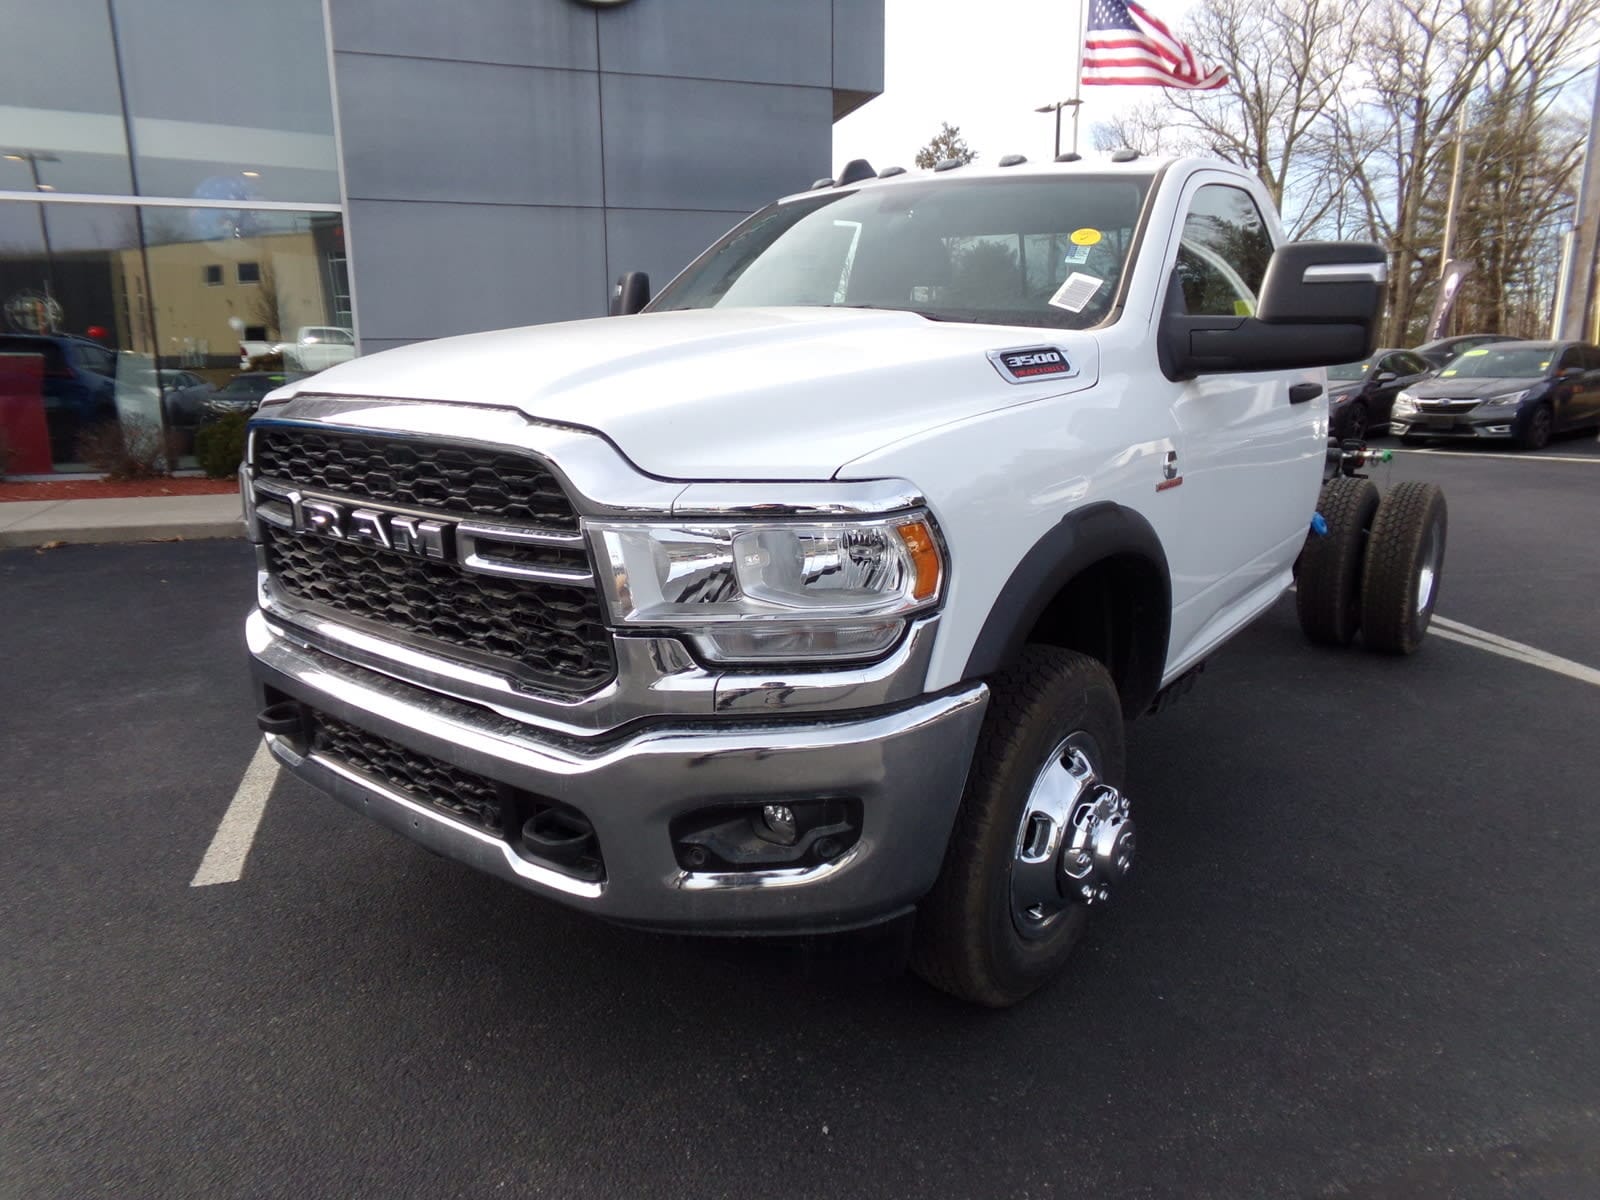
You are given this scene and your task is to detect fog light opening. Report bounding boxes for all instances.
[672,798,862,873]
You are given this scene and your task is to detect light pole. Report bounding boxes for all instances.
[1035,100,1083,159]
[4,150,61,299]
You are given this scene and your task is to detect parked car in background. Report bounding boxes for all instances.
[279,326,355,372]
[158,369,216,430]
[1324,348,1433,440]
[238,339,278,369]
[1412,333,1520,370]
[205,372,305,419]
[1391,341,1600,449]
[0,332,119,461]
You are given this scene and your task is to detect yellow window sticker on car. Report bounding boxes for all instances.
[1232,299,1254,316]
[1463,348,1489,356]
[1441,369,1457,376]
[1070,228,1102,246]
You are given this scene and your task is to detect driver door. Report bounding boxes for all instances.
[1159,178,1325,658]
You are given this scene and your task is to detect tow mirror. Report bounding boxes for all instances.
[1159,241,1387,381]
[611,271,651,316]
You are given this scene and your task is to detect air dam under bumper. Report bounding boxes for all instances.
[247,611,988,933]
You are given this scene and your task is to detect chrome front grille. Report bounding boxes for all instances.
[251,425,615,696]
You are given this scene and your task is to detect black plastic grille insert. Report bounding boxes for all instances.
[253,426,577,529]
[263,525,615,694]
[313,710,507,834]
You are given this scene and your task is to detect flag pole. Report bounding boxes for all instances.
[1070,0,1089,155]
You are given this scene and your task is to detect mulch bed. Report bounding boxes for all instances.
[0,477,239,502]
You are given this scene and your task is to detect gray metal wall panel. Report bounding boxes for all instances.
[600,75,832,212]
[596,0,831,87]
[347,200,606,341]
[831,0,885,96]
[328,0,598,70]
[603,208,749,293]
[336,53,603,207]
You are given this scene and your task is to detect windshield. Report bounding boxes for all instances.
[650,176,1152,329]
[1439,346,1555,379]
[1326,360,1370,382]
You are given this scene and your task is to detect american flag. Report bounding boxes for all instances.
[1082,0,1228,90]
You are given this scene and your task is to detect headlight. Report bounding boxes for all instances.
[1392,391,1418,414]
[590,515,944,663]
[1484,389,1529,407]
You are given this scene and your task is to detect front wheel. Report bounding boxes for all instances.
[1517,403,1553,450]
[912,646,1130,1007]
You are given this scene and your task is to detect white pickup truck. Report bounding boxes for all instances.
[241,154,1445,1006]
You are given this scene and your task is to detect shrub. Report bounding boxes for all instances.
[75,417,173,480]
[195,411,250,479]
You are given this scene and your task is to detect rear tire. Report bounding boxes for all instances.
[912,646,1125,1008]
[1360,481,1447,655]
[1296,477,1380,646]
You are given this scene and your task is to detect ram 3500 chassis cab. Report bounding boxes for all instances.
[244,156,1444,1005]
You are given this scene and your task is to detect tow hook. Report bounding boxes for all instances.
[1058,787,1135,905]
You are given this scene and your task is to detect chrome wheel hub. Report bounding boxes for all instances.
[1010,734,1136,938]
[1416,519,1442,615]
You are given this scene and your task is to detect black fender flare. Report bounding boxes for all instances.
[961,501,1172,713]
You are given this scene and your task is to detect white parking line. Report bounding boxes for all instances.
[1390,447,1600,464]
[191,738,279,887]
[1431,617,1600,689]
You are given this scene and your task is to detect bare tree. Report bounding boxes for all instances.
[250,258,284,341]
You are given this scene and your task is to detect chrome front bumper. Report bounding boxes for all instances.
[248,610,988,933]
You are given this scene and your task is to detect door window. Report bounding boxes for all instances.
[1556,346,1583,374]
[1174,185,1275,317]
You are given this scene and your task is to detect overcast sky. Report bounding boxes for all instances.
[833,0,1198,175]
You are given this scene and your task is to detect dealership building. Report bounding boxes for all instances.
[0,0,883,470]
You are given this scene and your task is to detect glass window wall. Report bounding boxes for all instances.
[0,202,347,470]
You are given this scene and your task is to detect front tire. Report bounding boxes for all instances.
[912,646,1126,1007]
[1517,403,1553,450]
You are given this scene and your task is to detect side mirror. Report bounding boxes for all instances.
[1558,365,1584,378]
[1159,241,1387,380]
[1374,370,1398,383]
[611,271,651,316]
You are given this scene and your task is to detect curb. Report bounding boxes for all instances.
[0,495,246,550]
[0,520,245,549]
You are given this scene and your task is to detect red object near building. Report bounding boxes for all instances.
[0,353,54,474]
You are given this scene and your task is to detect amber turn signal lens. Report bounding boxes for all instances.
[896,519,942,602]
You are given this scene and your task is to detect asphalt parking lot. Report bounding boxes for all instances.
[4,434,1599,1199]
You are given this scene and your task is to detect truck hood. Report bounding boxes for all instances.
[273,307,1098,480]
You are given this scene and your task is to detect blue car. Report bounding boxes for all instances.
[0,333,120,462]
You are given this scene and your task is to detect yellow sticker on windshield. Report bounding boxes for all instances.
[1441,370,1457,377]
[1463,348,1489,356]
[1233,299,1254,316]
[1070,228,1102,246]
